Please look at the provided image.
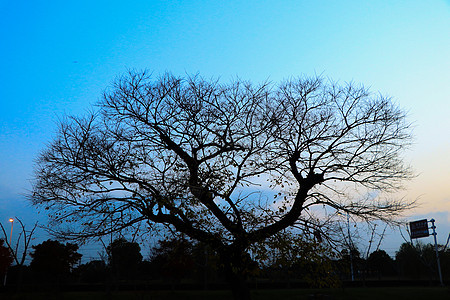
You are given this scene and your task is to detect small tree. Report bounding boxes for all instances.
[367,249,396,279]
[0,218,37,288]
[107,238,142,279]
[32,71,414,299]
[30,240,81,282]
[0,218,37,267]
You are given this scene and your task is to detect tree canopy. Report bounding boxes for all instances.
[31,71,414,299]
[107,238,142,279]
[367,249,396,278]
[149,237,195,282]
[30,239,81,278]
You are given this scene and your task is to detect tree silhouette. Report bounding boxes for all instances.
[367,249,396,279]
[337,246,364,280]
[74,260,108,284]
[0,239,13,285]
[396,242,441,281]
[107,238,142,279]
[149,237,195,284]
[30,239,81,283]
[32,71,414,299]
[0,218,37,267]
[258,231,339,288]
[395,242,425,279]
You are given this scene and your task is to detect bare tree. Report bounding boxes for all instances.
[31,71,414,300]
[0,218,37,267]
[0,218,38,288]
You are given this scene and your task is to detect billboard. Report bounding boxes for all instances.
[409,219,429,239]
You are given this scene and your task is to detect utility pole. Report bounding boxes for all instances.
[430,219,444,286]
[3,218,14,286]
[409,218,445,286]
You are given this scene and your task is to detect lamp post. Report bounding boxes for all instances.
[3,218,14,286]
[429,219,444,286]
[8,218,13,245]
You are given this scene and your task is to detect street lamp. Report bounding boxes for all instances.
[8,218,14,245]
[3,218,14,286]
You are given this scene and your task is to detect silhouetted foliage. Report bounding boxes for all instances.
[417,243,437,280]
[0,219,38,289]
[395,242,438,280]
[149,238,195,283]
[0,218,38,267]
[30,239,81,282]
[335,247,364,280]
[257,231,339,288]
[440,249,450,280]
[395,243,416,277]
[107,238,142,280]
[191,242,222,285]
[0,239,13,279]
[5,265,32,285]
[32,71,414,300]
[367,249,396,278]
[74,260,108,283]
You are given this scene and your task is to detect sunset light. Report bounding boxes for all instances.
[0,1,449,298]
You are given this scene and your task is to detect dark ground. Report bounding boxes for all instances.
[1,287,450,300]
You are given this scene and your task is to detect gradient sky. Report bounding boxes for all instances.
[1,0,449,259]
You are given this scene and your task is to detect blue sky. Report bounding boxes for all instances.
[1,0,449,258]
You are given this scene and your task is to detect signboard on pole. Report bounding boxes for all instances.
[409,219,429,239]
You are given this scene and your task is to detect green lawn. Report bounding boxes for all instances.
[4,287,450,300]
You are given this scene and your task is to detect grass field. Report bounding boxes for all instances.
[3,287,450,300]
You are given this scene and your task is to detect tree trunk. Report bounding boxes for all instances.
[220,249,252,300]
[224,265,251,300]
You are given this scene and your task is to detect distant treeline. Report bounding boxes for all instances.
[1,237,450,291]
